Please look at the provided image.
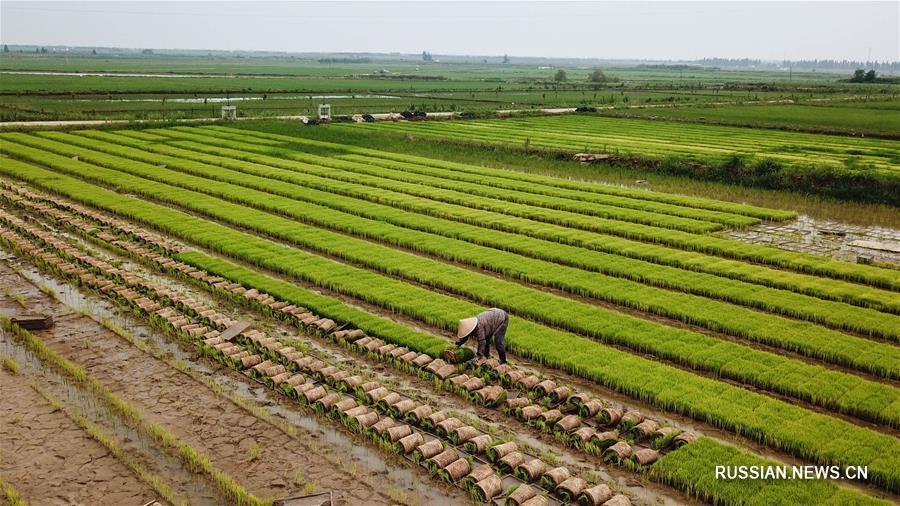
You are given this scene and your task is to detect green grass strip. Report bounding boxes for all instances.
[29,131,900,378]
[208,124,796,222]
[72,129,900,316]
[197,125,760,228]
[0,474,28,506]
[4,137,898,427]
[2,158,899,495]
[145,127,900,291]
[650,437,890,506]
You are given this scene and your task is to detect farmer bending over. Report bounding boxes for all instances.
[456,307,508,364]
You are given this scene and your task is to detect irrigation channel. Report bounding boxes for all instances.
[0,179,711,505]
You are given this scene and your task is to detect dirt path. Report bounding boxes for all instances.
[0,264,404,506]
[0,367,159,506]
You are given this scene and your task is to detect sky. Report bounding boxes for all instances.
[2,1,898,62]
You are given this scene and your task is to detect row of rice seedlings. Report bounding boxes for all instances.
[43,131,900,353]
[202,124,796,222]
[362,115,898,171]
[7,229,615,506]
[29,383,187,506]
[0,474,27,506]
[74,128,900,314]
[10,184,888,504]
[136,127,900,290]
[0,316,266,506]
[2,140,895,428]
[2,160,899,494]
[183,125,900,289]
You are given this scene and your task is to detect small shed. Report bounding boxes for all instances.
[221,105,237,119]
[317,104,332,121]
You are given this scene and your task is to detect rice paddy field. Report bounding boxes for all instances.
[1,117,898,506]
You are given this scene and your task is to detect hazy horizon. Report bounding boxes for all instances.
[2,1,898,62]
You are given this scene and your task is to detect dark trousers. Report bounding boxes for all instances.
[481,312,508,364]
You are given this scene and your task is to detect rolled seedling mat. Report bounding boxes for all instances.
[449,374,471,386]
[405,404,433,425]
[550,386,571,403]
[270,371,292,386]
[540,467,570,492]
[628,420,660,441]
[503,370,524,387]
[426,449,460,475]
[399,351,419,364]
[389,398,417,418]
[366,386,391,404]
[577,483,613,506]
[377,344,396,356]
[514,457,547,483]
[302,385,327,404]
[516,375,541,391]
[493,363,512,378]
[327,370,350,384]
[589,431,619,449]
[364,339,384,352]
[498,451,527,475]
[450,425,480,445]
[505,396,531,414]
[487,441,518,463]
[555,414,582,433]
[519,405,543,421]
[673,431,697,448]
[241,354,262,368]
[318,365,339,379]
[578,399,604,418]
[630,448,659,466]
[353,336,372,349]
[602,495,632,506]
[618,411,644,430]
[462,376,485,392]
[370,417,397,438]
[597,407,623,426]
[375,392,402,412]
[387,424,413,444]
[476,385,507,407]
[565,392,590,409]
[425,359,448,375]
[534,380,557,398]
[473,474,503,503]
[556,476,588,503]
[313,392,342,412]
[412,439,444,463]
[442,347,470,364]
[570,427,595,447]
[396,431,424,454]
[464,434,494,455]
[603,442,633,464]
[461,463,497,492]
[537,409,563,430]
[424,410,449,431]
[413,353,434,368]
[332,398,358,418]
[651,426,678,449]
[519,495,550,506]
[434,364,457,380]
[351,411,380,432]
[436,417,464,438]
[438,457,472,483]
[389,346,409,359]
[342,405,369,423]
[506,483,539,505]
[293,381,318,401]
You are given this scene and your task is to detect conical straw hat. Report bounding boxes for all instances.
[458,317,478,339]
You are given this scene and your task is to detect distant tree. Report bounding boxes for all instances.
[142,48,153,55]
[2,45,8,53]
[421,51,433,62]
[850,69,866,82]
[503,54,509,64]
[40,47,48,54]
[864,70,877,82]
[554,69,567,82]
[91,49,97,55]
[587,68,609,83]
